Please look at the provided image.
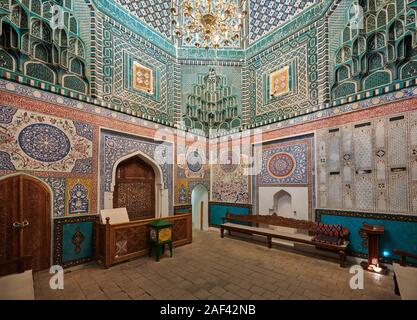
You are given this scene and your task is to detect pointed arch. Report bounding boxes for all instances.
[107,150,165,218]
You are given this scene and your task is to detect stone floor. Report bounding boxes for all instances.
[34,230,399,300]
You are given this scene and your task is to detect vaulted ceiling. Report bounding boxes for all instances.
[248,0,317,43]
[113,0,318,47]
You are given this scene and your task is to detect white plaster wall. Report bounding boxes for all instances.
[161,189,169,218]
[258,186,309,221]
[191,186,209,231]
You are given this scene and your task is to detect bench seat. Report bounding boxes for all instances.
[220,214,349,267]
[222,222,312,242]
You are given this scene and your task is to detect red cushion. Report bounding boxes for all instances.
[314,223,344,245]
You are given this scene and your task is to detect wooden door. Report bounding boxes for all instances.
[113,156,156,220]
[0,175,51,275]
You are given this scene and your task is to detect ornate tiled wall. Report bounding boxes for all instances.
[331,0,417,101]
[0,78,176,267]
[1,0,417,270]
[211,150,249,204]
[99,129,174,214]
[95,13,179,123]
[180,63,243,133]
[252,135,315,219]
[0,0,90,93]
[242,26,327,127]
[3,1,417,131]
[0,105,96,218]
[317,110,417,214]
[175,134,210,205]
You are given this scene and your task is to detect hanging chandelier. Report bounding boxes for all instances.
[171,0,247,50]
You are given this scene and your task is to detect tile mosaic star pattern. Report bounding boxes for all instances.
[249,0,317,44]
[114,0,172,39]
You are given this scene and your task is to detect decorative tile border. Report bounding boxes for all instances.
[316,209,417,223]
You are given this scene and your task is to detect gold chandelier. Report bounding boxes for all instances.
[171,0,247,50]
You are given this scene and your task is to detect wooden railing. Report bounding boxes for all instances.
[95,213,192,268]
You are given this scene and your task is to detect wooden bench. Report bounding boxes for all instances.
[220,213,349,267]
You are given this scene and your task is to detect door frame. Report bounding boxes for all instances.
[0,173,53,268]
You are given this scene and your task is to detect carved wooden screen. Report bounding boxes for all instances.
[114,156,156,220]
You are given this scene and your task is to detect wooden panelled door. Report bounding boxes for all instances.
[113,156,156,220]
[0,175,51,275]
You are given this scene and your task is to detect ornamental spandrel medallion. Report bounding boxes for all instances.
[18,123,71,162]
[267,152,296,179]
[186,151,203,173]
[269,66,290,97]
[133,62,154,94]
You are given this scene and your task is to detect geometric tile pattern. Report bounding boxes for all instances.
[66,178,93,215]
[317,112,414,214]
[390,171,408,213]
[100,19,176,123]
[260,142,309,185]
[353,125,373,170]
[388,118,407,167]
[355,175,374,211]
[248,0,317,44]
[243,28,319,125]
[114,0,172,39]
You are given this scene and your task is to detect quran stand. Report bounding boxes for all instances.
[359,223,388,275]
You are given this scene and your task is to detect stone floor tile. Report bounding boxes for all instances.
[33,231,399,301]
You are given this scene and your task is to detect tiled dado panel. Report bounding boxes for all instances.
[317,111,417,214]
[209,202,252,227]
[317,209,417,264]
[54,215,97,268]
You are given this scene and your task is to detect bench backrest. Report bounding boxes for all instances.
[225,213,317,234]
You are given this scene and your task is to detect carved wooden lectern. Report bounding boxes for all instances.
[359,223,388,274]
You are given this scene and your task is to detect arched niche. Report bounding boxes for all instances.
[104,151,168,218]
[270,190,294,219]
[191,184,209,231]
